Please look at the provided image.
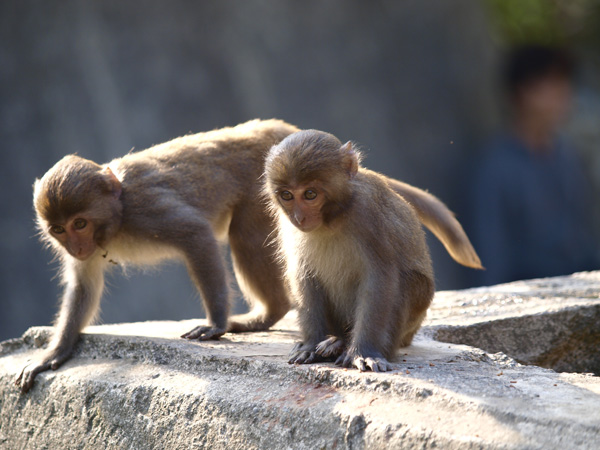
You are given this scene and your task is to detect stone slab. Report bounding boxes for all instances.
[1,272,599,449]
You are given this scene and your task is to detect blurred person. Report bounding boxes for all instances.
[471,45,598,285]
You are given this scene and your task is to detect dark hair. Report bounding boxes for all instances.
[504,45,575,95]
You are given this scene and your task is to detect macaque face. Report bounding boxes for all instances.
[276,184,327,232]
[47,214,97,260]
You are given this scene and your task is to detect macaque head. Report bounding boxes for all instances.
[34,155,123,260]
[264,130,361,232]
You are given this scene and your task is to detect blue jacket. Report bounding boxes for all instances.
[472,133,598,285]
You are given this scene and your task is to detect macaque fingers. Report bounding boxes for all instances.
[288,341,329,364]
[288,350,320,365]
[335,351,392,372]
[335,352,360,369]
[364,357,392,372]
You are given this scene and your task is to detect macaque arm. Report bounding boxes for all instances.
[337,271,395,372]
[385,177,483,269]
[289,275,330,365]
[16,258,105,393]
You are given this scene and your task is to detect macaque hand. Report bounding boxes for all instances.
[181,325,226,341]
[15,348,72,393]
[288,342,326,365]
[335,350,392,372]
[315,336,345,358]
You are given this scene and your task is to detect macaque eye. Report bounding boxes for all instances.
[304,190,317,200]
[280,191,293,201]
[51,225,65,234]
[73,218,87,230]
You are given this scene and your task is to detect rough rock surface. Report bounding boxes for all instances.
[429,271,600,375]
[1,272,599,449]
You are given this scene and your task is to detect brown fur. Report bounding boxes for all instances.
[17,119,298,393]
[34,156,115,224]
[265,129,437,371]
[385,179,483,269]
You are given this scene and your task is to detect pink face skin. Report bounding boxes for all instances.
[277,184,327,232]
[48,215,97,260]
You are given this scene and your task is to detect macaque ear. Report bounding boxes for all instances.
[33,178,41,195]
[340,141,359,179]
[102,167,122,199]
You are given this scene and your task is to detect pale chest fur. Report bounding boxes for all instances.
[278,217,364,308]
[102,234,184,267]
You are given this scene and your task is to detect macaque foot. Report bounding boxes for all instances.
[288,342,328,365]
[16,361,51,394]
[181,325,226,341]
[15,350,72,393]
[315,336,345,358]
[335,350,392,372]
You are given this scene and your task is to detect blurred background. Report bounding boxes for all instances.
[2,0,600,341]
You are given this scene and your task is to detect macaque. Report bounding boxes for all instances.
[264,130,482,372]
[16,119,299,392]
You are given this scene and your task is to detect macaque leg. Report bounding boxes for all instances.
[16,260,105,393]
[227,206,291,332]
[397,312,427,348]
[288,279,331,365]
[180,228,231,341]
[396,271,434,348]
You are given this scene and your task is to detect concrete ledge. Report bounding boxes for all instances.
[2,272,600,449]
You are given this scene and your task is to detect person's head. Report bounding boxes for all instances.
[504,45,575,129]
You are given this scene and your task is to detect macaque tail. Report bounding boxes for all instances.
[386,178,483,269]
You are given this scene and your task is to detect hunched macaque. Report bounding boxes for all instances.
[264,129,481,371]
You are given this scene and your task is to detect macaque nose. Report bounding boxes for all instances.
[294,209,305,225]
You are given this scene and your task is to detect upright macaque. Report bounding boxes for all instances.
[16,119,298,392]
[264,130,482,371]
